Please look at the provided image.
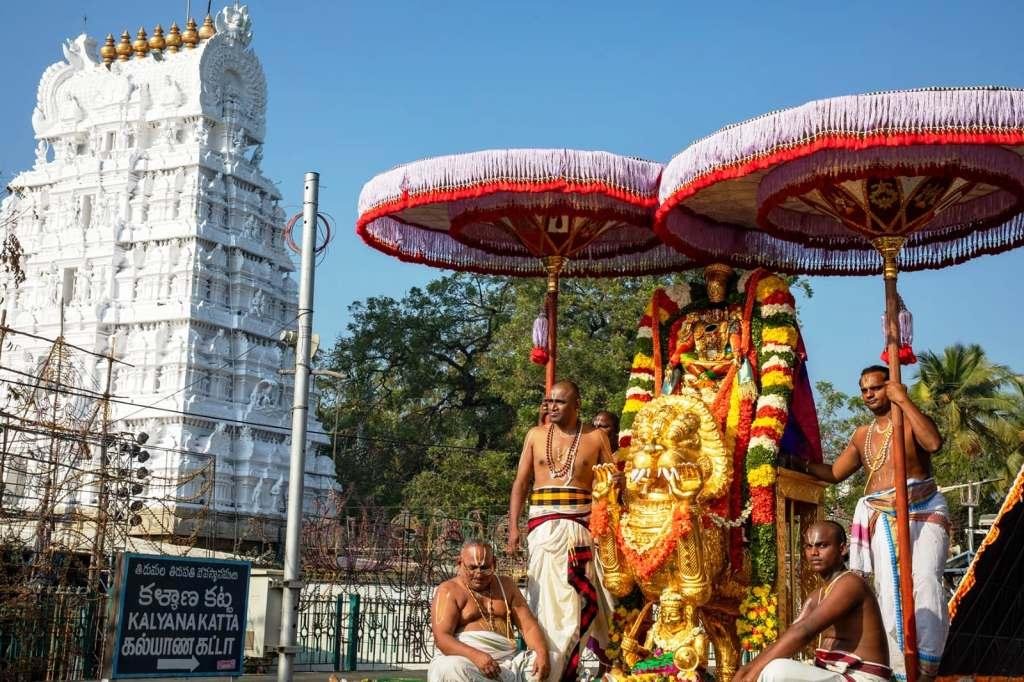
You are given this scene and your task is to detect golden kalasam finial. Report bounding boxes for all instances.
[198,14,216,40]
[166,23,182,53]
[100,34,117,65]
[182,17,199,48]
[133,27,150,59]
[116,31,133,61]
[149,25,166,53]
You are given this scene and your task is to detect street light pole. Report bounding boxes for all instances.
[277,172,319,682]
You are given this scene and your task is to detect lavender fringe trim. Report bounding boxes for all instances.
[660,87,1024,202]
[361,215,693,276]
[359,149,662,214]
[662,207,1024,275]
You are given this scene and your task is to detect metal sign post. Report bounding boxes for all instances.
[277,172,320,682]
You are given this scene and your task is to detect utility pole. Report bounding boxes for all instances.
[965,480,980,555]
[88,354,114,593]
[940,476,1003,556]
[0,311,7,510]
[277,172,319,682]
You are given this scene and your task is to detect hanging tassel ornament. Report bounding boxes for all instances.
[880,295,917,365]
[530,312,549,365]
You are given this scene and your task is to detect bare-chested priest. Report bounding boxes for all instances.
[791,365,947,680]
[734,521,891,682]
[430,540,551,681]
[508,379,612,682]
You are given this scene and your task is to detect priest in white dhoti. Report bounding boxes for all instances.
[429,540,552,682]
[509,381,614,681]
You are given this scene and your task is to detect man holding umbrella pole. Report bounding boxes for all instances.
[792,365,948,681]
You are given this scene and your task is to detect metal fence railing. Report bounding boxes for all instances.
[0,586,104,682]
[295,591,434,671]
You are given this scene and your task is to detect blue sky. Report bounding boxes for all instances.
[3,2,1023,398]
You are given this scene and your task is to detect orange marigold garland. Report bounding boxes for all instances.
[615,503,693,582]
[591,498,611,538]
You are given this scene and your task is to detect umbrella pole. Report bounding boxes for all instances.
[875,236,919,682]
[543,256,565,396]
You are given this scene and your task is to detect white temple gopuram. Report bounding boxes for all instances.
[0,5,337,546]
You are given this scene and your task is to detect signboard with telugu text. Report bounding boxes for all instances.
[111,553,250,678]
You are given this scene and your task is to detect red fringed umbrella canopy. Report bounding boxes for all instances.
[357,148,693,393]
[656,86,1024,682]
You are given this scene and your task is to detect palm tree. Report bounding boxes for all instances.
[910,343,1024,487]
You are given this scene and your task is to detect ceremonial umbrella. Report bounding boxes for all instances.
[357,149,692,393]
[654,86,1024,682]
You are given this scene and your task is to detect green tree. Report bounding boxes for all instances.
[480,276,669,447]
[321,273,673,513]
[402,449,517,516]
[910,344,1024,503]
[319,274,518,508]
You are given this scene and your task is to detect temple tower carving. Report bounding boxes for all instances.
[0,5,336,544]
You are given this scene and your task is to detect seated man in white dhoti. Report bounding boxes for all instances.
[430,540,551,682]
[734,521,892,682]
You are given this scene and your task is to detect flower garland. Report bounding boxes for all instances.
[736,585,779,652]
[623,652,708,682]
[724,349,757,568]
[745,274,799,590]
[603,598,645,665]
[615,503,693,582]
[619,284,697,448]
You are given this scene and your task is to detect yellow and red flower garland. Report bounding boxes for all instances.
[745,274,799,589]
[721,273,799,652]
[603,601,645,667]
[736,585,779,652]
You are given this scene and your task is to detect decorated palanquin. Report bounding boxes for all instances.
[593,265,825,681]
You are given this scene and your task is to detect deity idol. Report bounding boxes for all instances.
[592,393,739,679]
[602,265,823,679]
[661,263,742,404]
